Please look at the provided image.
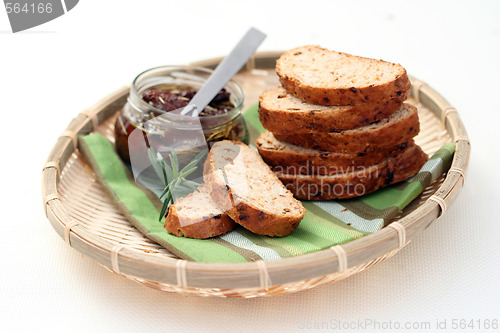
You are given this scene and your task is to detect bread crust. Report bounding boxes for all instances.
[276,45,411,106]
[164,186,236,239]
[257,132,414,175]
[274,103,420,153]
[203,141,305,237]
[258,87,402,133]
[276,144,428,200]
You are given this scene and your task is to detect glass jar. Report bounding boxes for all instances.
[114,65,248,164]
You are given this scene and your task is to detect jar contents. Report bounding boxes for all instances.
[141,86,233,116]
[114,84,248,164]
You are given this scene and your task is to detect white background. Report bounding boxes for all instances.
[1,1,499,332]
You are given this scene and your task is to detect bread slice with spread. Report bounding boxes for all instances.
[164,184,236,239]
[203,140,305,237]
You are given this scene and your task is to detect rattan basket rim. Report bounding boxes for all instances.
[42,51,470,292]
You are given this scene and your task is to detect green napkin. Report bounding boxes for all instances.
[78,105,454,263]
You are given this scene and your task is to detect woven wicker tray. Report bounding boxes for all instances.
[42,52,470,298]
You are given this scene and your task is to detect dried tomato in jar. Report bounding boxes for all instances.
[114,66,248,164]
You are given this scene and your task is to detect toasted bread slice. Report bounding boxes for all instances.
[164,184,236,239]
[275,144,428,200]
[276,45,411,106]
[257,131,414,175]
[203,141,305,237]
[274,103,419,153]
[259,87,402,133]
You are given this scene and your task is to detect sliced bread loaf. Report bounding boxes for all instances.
[274,103,419,153]
[203,140,305,237]
[276,45,411,106]
[259,87,402,133]
[256,131,413,175]
[275,144,428,200]
[164,184,236,239]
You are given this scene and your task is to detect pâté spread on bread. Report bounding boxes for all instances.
[113,46,427,239]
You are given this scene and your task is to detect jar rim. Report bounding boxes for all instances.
[129,65,245,122]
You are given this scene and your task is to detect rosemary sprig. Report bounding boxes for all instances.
[148,147,208,221]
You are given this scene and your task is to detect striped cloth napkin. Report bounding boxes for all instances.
[78,105,454,263]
